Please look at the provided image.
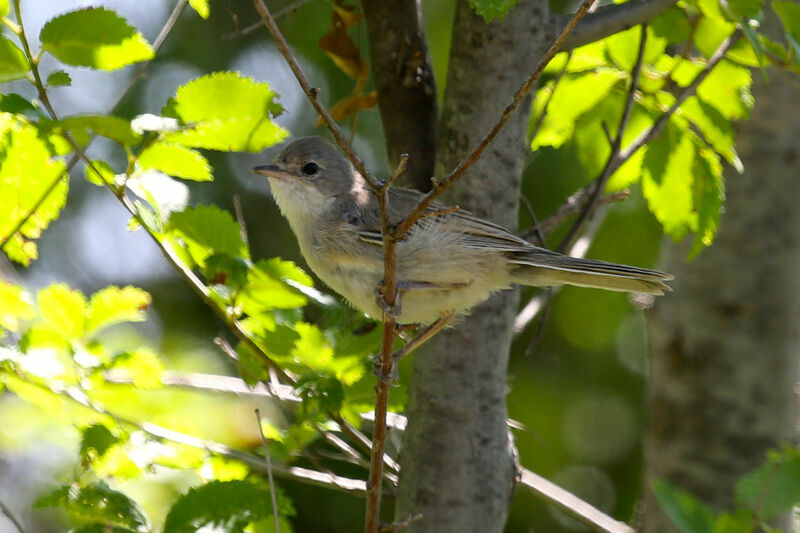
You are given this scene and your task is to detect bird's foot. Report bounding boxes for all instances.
[374,281,401,319]
[372,353,399,384]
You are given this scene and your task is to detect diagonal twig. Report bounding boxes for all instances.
[255,409,282,533]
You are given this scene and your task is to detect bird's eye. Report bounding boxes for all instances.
[302,162,319,175]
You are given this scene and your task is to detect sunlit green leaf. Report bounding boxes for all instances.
[163,72,288,152]
[0,281,34,332]
[467,0,520,21]
[40,7,154,70]
[690,149,724,258]
[0,114,67,266]
[86,286,151,335]
[0,0,9,18]
[240,259,309,313]
[642,129,695,240]
[108,348,164,389]
[679,97,740,169]
[138,142,212,182]
[189,0,210,18]
[58,115,141,146]
[85,159,117,186]
[652,479,715,533]
[606,26,666,72]
[37,283,87,341]
[735,447,800,519]
[694,16,737,57]
[163,480,293,533]
[292,322,333,371]
[697,60,753,119]
[35,482,149,530]
[168,205,247,267]
[0,36,29,82]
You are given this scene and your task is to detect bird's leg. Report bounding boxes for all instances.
[393,312,454,362]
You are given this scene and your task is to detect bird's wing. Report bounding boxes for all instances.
[355,187,535,253]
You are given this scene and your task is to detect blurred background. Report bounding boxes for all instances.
[2,0,679,531]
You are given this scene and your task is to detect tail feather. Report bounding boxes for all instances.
[509,252,673,295]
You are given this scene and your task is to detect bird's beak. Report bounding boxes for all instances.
[252,163,296,182]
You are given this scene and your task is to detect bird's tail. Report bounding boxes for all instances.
[509,250,673,295]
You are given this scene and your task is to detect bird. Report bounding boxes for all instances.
[252,136,672,327]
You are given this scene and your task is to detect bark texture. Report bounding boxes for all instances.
[642,62,800,531]
[394,1,553,530]
[362,0,438,190]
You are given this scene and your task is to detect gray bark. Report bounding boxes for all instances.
[394,1,554,530]
[642,58,800,531]
[361,0,438,191]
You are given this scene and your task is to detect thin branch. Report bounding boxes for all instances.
[0,500,25,533]
[557,23,648,253]
[521,189,629,240]
[562,0,678,51]
[379,514,423,532]
[251,0,379,192]
[255,409,281,533]
[393,0,598,239]
[223,0,315,40]
[520,468,635,533]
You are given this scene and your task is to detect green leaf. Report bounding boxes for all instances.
[652,479,715,533]
[735,448,800,519]
[40,7,154,70]
[532,71,623,149]
[86,286,151,335]
[466,0,520,21]
[712,510,753,533]
[108,348,164,389]
[0,281,34,332]
[58,115,141,146]
[642,128,696,240]
[0,0,8,18]
[690,149,724,257]
[163,480,291,533]
[0,36,29,82]
[606,26,667,72]
[694,16,737,57]
[773,0,800,57]
[138,142,212,181]
[189,0,210,18]
[46,70,72,87]
[240,259,309,313]
[35,482,149,530]
[205,253,250,291]
[37,283,87,341]
[650,7,692,44]
[85,159,116,186]
[697,60,753,119]
[0,114,67,266]
[168,205,248,265]
[80,424,121,463]
[163,72,288,152]
[679,96,740,170]
[727,0,763,20]
[292,322,334,371]
[0,93,39,119]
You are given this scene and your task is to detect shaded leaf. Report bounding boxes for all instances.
[773,0,800,58]
[163,72,288,152]
[240,259,309,313]
[58,115,141,146]
[0,36,29,82]
[80,424,121,464]
[40,7,154,70]
[735,448,800,520]
[46,70,72,87]
[652,479,714,533]
[467,0,520,21]
[679,96,741,170]
[650,7,692,44]
[138,142,212,182]
[35,482,149,531]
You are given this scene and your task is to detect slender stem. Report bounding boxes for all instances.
[557,23,648,253]
[255,409,281,533]
[394,0,597,238]
[0,499,25,533]
[223,0,316,40]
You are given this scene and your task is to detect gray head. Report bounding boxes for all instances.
[252,136,362,198]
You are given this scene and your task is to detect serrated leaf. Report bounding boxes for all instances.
[0,36,29,82]
[0,93,39,118]
[532,70,623,149]
[189,0,210,18]
[0,281,34,332]
[239,259,309,313]
[467,0,520,20]
[85,159,116,186]
[40,7,154,70]
[168,205,247,266]
[773,0,800,57]
[80,424,120,463]
[0,0,8,18]
[679,97,740,169]
[642,129,696,240]
[689,149,724,257]
[292,322,333,371]
[58,115,141,146]
[46,70,71,87]
[697,60,753,119]
[735,448,800,519]
[138,142,211,181]
[86,286,151,335]
[35,482,149,531]
[652,479,715,533]
[606,26,667,72]
[0,114,67,266]
[694,16,737,57]
[163,72,288,152]
[37,283,87,341]
[163,480,291,533]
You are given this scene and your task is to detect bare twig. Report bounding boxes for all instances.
[255,409,281,533]
[379,513,423,532]
[224,0,315,40]
[521,190,629,240]
[0,500,25,533]
[520,468,635,533]
[557,23,648,253]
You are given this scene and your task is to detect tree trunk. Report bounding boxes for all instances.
[642,52,800,532]
[394,1,554,530]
